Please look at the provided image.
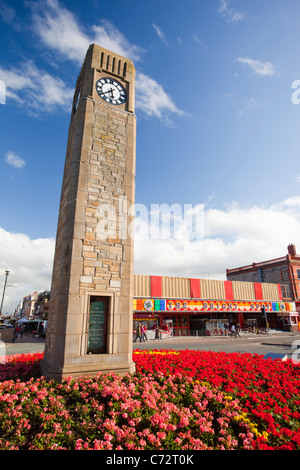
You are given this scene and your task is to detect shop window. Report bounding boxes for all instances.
[163,315,189,336]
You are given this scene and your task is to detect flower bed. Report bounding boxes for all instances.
[0,350,299,450]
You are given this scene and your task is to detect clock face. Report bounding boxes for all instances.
[96,77,127,105]
[144,300,153,311]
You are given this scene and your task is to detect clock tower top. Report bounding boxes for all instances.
[73,44,135,115]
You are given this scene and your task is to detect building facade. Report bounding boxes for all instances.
[33,291,50,319]
[21,291,38,318]
[132,274,299,335]
[226,244,300,330]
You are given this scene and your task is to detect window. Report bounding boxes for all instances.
[297,269,300,280]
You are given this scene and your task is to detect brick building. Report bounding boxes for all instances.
[226,244,300,331]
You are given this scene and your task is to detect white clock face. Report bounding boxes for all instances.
[144,300,153,311]
[96,77,127,105]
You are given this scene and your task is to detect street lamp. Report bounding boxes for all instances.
[0,270,10,316]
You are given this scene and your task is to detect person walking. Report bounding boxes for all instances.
[141,325,148,342]
[231,324,236,337]
[15,324,20,340]
[155,325,160,340]
[12,325,16,342]
[134,324,142,343]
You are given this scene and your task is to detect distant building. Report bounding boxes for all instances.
[11,299,22,320]
[226,244,300,330]
[21,291,38,318]
[33,290,50,320]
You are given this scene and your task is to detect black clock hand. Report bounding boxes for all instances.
[100,88,114,98]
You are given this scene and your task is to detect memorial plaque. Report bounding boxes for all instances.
[88,296,108,354]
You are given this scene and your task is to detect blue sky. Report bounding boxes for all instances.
[1,0,300,311]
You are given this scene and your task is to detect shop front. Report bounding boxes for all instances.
[276,311,299,332]
[133,297,299,336]
[133,313,158,335]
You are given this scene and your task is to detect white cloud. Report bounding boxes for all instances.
[0,228,55,313]
[31,0,90,64]
[92,20,143,62]
[238,97,259,116]
[5,151,25,169]
[134,197,300,279]
[271,195,300,209]
[152,23,168,45]
[192,34,204,46]
[0,61,74,114]
[135,72,186,125]
[224,93,259,117]
[31,0,143,64]
[237,57,275,76]
[29,0,183,123]
[218,0,245,23]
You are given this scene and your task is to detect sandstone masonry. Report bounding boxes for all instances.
[40,44,136,380]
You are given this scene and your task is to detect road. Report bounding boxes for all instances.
[2,331,300,361]
[133,332,300,360]
[1,335,45,357]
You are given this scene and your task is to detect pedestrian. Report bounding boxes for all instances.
[134,324,142,343]
[15,325,20,339]
[236,323,241,337]
[12,325,16,342]
[231,324,236,337]
[155,325,160,340]
[141,325,148,342]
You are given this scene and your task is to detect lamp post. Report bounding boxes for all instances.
[0,270,10,316]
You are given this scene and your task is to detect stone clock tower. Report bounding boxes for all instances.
[40,44,136,381]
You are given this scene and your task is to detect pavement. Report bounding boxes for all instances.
[1,333,46,357]
[1,331,300,360]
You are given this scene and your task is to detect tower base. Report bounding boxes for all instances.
[40,356,136,382]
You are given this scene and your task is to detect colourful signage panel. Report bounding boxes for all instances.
[133,298,296,313]
[133,298,297,313]
[165,299,273,312]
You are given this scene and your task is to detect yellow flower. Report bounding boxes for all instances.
[224,395,233,401]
